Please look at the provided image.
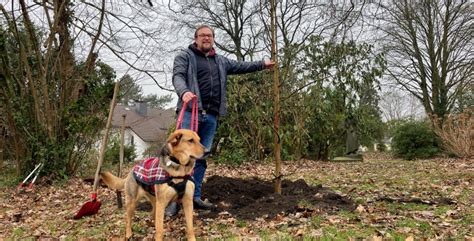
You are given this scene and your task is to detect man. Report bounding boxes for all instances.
[167,25,274,216]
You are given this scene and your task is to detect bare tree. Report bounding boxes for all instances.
[0,1,171,176]
[167,0,264,61]
[72,2,172,90]
[165,0,365,61]
[2,0,103,173]
[376,0,473,125]
[379,88,426,121]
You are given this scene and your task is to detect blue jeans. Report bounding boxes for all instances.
[179,111,217,199]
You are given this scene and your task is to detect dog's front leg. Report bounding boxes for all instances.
[182,182,196,241]
[155,185,176,241]
[154,184,167,241]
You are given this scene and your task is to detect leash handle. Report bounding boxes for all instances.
[190,97,198,131]
[176,97,198,132]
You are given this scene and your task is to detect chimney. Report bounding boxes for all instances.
[134,100,147,116]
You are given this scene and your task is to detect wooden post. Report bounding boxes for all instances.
[270,0,282,195]
[116,114,126,208]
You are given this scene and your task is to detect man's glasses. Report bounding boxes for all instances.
[198,34,213,38]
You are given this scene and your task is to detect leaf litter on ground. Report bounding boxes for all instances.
[0,152,472,239]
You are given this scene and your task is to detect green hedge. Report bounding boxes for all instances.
[392,120,441,160]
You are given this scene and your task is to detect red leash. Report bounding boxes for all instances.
[176,97,198,132]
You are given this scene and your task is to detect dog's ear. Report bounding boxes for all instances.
[168,132,183,147]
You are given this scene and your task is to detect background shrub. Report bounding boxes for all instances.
[376,143,387,152]
[391,120,441,160]
[213,137,247,165]
[432,108,473,159]
[104,136,137,164]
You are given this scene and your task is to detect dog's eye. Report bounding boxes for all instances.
[188,139,194,143]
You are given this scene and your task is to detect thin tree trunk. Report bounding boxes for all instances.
[270,0,282,195]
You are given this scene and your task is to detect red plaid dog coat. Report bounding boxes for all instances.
[133,157,169,185]
[132,157,194,198]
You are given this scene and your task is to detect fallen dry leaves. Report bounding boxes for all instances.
[0,153,472,239]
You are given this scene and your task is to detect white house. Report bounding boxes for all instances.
[111,101,175,160]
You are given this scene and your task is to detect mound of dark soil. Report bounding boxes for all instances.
[201,176,355,220]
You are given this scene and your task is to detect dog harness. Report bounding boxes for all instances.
[132,157,194,199]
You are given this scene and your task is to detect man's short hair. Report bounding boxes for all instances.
[194,25,215,38]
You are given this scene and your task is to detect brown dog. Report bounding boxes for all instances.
[100,129,205,240]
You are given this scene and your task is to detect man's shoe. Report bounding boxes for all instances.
[193,198,215,210]
[165,202,180,217]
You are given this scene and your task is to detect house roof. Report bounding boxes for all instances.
[112,104,175,142]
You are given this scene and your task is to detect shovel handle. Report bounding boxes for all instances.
[92,81,120,192]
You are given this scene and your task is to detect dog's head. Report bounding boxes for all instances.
[161,129,205,176]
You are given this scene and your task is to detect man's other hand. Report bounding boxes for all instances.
[264,59,275,69]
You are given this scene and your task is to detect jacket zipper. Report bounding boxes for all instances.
[206,56,213,112]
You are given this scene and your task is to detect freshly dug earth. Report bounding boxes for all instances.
[137,175,355,220]
[202,176,355,219]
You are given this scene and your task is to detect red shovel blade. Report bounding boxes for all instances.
[74,198,101,219]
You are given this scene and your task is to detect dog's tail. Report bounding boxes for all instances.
[100,171,125,190]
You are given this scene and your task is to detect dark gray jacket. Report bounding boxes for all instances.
[172,48,265,116]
